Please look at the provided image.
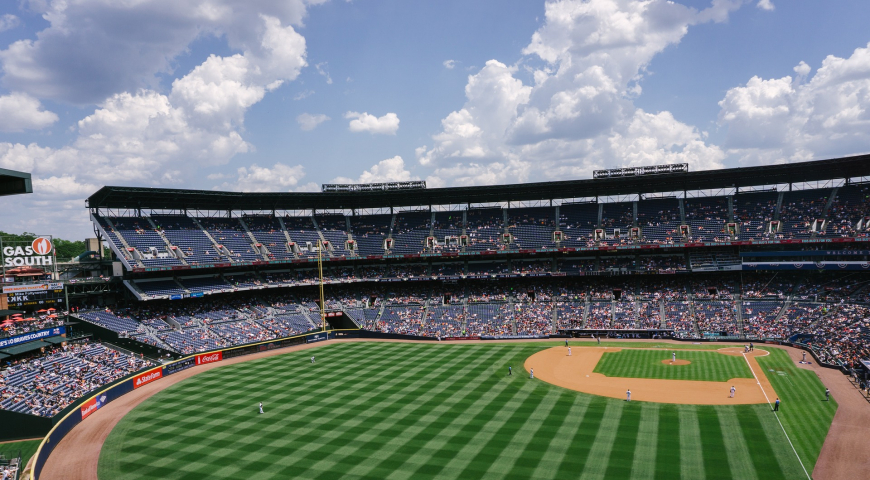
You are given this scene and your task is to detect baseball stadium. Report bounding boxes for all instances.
[0,157,867,479]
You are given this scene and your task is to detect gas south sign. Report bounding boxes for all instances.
[2,236,56,267]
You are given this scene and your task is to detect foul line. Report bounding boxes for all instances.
[742,352,811,480]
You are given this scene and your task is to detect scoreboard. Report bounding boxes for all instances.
[3,282,65,309]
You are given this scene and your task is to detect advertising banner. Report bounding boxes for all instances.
[1,237,55,268]
[2,282,63,294]
[0,326,65,349]
[306,332,328,343]
[80,394,107,420]
[133,368,163,389]
[164,357,195,376]
[195,351,223,365]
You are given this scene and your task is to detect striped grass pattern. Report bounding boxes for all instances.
[592,349,754,382]
[98,342,832,480]
[755,349,837,472]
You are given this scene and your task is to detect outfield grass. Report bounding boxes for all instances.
[99,342,832,480]
[592,349,754,382]
[755,349,837,472]
[0,438,41,468]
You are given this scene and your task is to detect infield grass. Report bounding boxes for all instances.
[98,342,834,480]
[592,349,754,382]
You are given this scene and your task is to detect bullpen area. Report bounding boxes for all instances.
[94,341,836,480]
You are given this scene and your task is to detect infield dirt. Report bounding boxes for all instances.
[525,346,773,405]
[660,359,691,365]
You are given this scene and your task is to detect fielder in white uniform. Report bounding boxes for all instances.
[311,356,315,363]
[730,386,736,398]
[568,347,572,356]
[530,368,534,379]
[259,402,264,414]
[626,389,631,401]
[672,352,676,363]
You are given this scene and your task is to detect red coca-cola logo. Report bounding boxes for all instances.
[196,351,222,365]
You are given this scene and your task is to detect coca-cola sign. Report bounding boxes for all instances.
[133,368,163,389]
[195,351,223,365]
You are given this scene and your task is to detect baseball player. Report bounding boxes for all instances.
[773,398,780,411]
[311,356,315,364]
[530,368,534,379]
[672,352,676,363]
[730,386,736,398]
[565,338,569,347]
[825,388,830,401]
[508,366,512,376]
[259,402,264,414]
[802,351,807,363]
[626,389,631,402]
[568,347,572,356]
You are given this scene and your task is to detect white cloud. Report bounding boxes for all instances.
[718,43,870,164]
[443,59,456,69]
[293,89,314,100]
[0,14,20,32]
[296,113,330,131]
[344,111,400,135]
[32,175,99,197]
[0,1,315,104]
[228,162,309,192]
[0,93,59,132]
[315,62,333,84]
[756,0,775,11]
[0,11,311,239]
[418,0,737,187]
[793,61,811,79]
[331,156,418,184]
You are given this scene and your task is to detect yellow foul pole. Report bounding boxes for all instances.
[318,240,326,332]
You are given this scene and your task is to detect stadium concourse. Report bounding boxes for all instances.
[5,156,870,478]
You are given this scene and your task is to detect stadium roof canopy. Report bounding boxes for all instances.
[87,154,870,212]
[0,168,32,197]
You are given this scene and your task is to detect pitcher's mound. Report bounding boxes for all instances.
[662,359,691,365]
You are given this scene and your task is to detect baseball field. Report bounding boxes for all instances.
[94,341,837,480]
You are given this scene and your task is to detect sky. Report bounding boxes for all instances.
[1,0,869,240]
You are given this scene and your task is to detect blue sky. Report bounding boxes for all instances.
[0,0,869,239]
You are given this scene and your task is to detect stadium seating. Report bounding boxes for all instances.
[196,217,262,262]
[91,184,870,274]
[507,206,556,249]
[0,341,154,417]
[150,215,227,265]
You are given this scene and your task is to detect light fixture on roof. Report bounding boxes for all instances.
[593,163,688,179]
[321,181,427,193]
